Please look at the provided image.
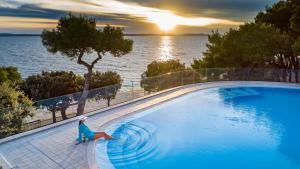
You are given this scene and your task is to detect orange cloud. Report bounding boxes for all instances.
[0,17,57,29]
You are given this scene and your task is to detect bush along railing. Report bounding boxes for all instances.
[1,68,300,138]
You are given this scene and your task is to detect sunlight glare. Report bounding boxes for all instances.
[159,36,173,60]
[146,10,242,32]
[148,12,177,31]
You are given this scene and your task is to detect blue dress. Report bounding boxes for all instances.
[77,124,95,142]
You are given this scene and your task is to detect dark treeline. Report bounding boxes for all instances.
[192,0,300,82]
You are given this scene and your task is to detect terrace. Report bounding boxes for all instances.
[1,68,300,169]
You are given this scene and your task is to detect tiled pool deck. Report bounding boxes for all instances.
[1,81,299,169]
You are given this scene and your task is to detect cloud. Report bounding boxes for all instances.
[0,0,277,33]
[0,16,56,29]
[0,4,67,19]
[122,0,278,20]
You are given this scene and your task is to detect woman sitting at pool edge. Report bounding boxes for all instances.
[76,115,114,145]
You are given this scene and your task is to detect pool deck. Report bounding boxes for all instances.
[1,81,300,169]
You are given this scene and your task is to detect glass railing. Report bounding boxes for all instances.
[22,82,146,131]
[141,68,300,93]
[1,68,299,138]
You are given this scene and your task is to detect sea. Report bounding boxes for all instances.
[0,35,208,89]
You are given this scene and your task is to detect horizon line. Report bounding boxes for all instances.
[0,33,209,37]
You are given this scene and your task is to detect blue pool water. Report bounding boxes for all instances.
[95,86,300,169]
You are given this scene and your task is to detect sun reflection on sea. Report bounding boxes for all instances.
[159,36,173,61]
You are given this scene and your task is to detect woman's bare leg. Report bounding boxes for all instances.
[93,132,113,140]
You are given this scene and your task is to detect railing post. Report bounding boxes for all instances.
[105,87,108,107]
[193,70,195,84]
[181,71,183,85]
[131,81,134,99]
[200,69,202,82]
[206,68,208,82]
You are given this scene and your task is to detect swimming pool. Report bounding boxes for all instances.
[95,86,300,169]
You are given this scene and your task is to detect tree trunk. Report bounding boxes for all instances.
[275,69,282,82]
[282,69,287,82]
[295,59,299,83]
[107,98,111,107]
[52,111,56,123]
[77,68,92,116]
[61,109,68,120]
[289,69,292,82]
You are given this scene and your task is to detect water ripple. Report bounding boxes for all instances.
[107,121,158,167]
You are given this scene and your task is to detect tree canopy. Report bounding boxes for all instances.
[192,24,288,69]
[292,38,300,55]
[0,66,22,85]
[0,82,33,138]
[255,0,300,36]
[42,13,133,115]
[143,59,185,77]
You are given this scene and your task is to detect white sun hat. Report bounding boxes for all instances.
[78,115,88,121]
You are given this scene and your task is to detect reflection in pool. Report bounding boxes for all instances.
[95,87,300,169]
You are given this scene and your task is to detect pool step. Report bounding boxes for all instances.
[219,87,260,100]
[107,121,158,167]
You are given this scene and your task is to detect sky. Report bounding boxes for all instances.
[0,0,278,34]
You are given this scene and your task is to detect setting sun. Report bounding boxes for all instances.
[146,11,242,32]
[147,12,177,31]
[157,22,176,32]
